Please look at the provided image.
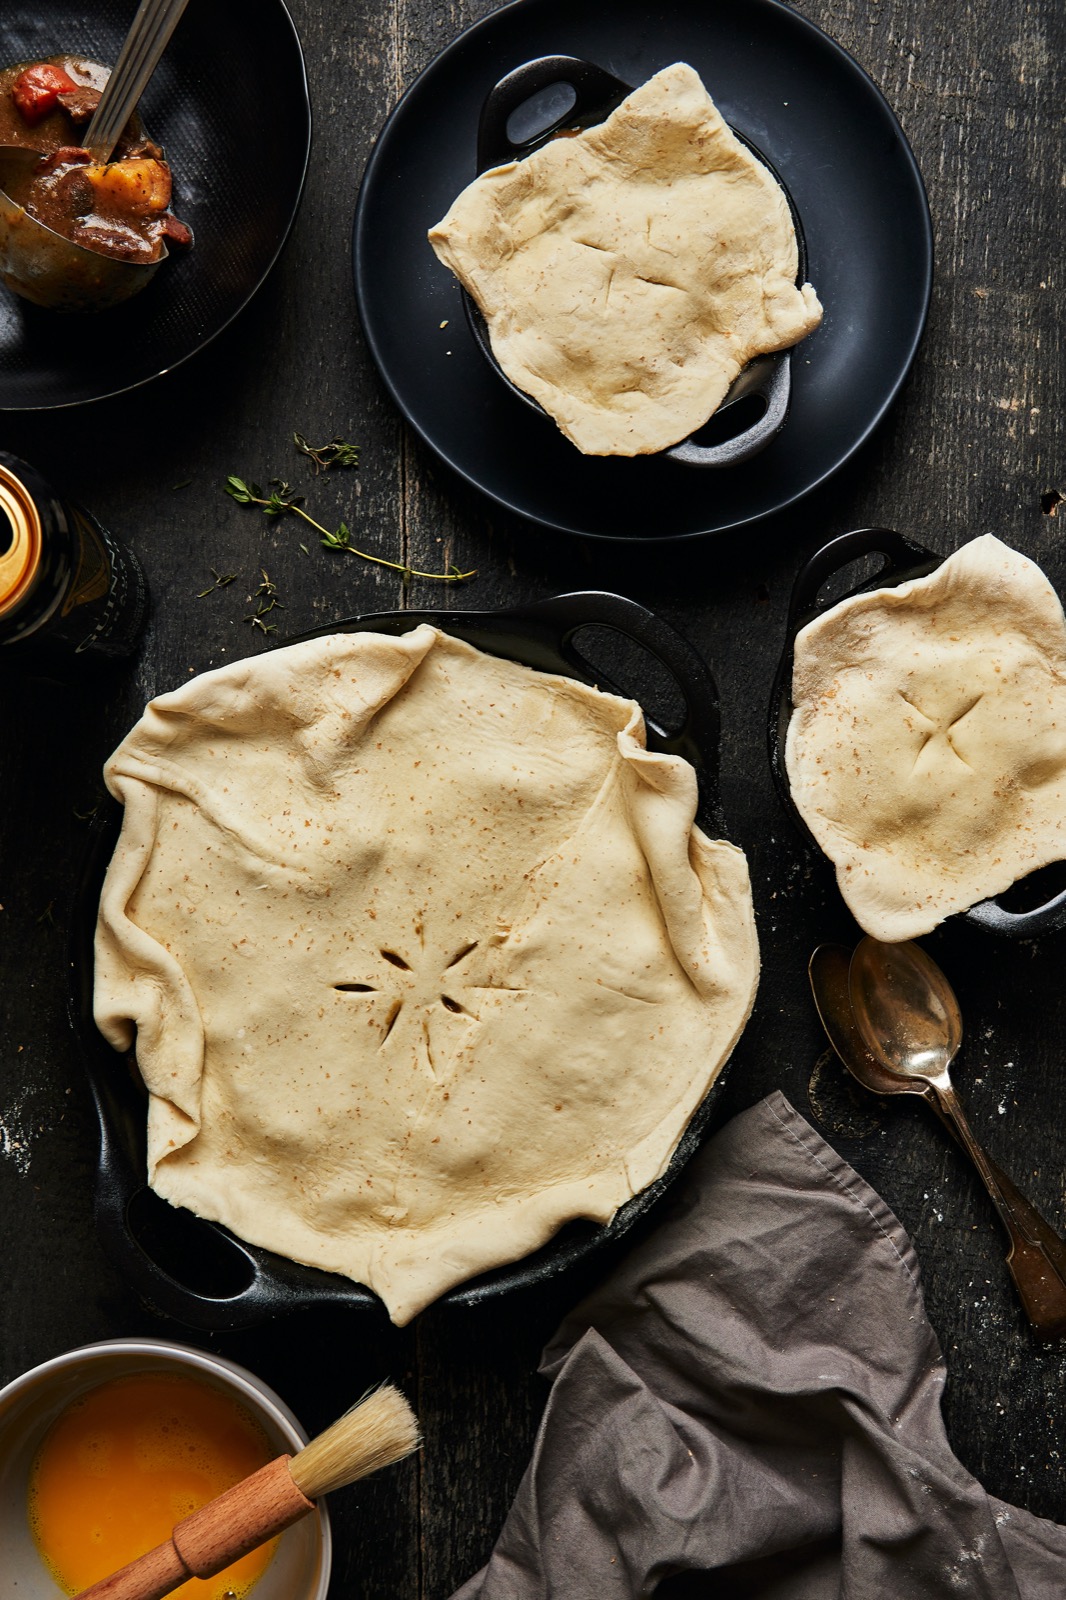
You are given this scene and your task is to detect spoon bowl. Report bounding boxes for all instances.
[0,147,163,312]
[849,936,962,1083]
[809,943,939,1107]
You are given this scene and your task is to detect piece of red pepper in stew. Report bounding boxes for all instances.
[12,63,79,126]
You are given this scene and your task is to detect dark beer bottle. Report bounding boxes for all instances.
[0,451,148,657]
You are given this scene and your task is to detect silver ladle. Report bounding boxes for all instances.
[0,0,190,311]
[840,936,1066,1338]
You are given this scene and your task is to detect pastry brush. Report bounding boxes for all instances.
[74,1383,420,1600]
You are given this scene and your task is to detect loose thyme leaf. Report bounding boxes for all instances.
[198,566,237,597]
[294,432,361,472]
[244,570,284,624]
[265,478,302,515]
[225,475,257,504]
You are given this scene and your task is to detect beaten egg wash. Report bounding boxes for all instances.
[28,1371,279,1598]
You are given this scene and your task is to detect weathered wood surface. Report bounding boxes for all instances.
[1,0,1064,1594]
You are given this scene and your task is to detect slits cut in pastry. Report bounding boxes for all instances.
[428,62,822,456]
[95,628,759,1323]
[785,535,1066,940]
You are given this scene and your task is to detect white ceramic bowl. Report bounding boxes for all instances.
[0,1337,331,1598]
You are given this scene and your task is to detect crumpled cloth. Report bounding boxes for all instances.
[453,1092,1066,1599]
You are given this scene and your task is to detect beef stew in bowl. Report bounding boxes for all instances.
[0,54,191,309]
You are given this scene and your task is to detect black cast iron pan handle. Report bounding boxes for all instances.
[769,526,938,820]
[476,54,630,169]
[468,55,798,471]
[72,591,722,1327]
[770,527,1066,940]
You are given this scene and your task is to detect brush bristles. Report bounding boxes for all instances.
[288,1384,421,1499]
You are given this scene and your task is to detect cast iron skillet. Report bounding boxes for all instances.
[769,527,1066,939]
[70,590,727,1329]
[462,55,805,469]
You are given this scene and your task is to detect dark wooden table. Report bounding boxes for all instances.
[2,0,1065,1593]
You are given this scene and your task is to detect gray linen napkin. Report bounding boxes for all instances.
[453,1091,1066,1599]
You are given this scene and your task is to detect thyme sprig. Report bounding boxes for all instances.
[224,476,475,584]
[293,432,361,472]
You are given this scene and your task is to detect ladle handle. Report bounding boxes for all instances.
[83,0,192,164]
[933,1083,1066,1339]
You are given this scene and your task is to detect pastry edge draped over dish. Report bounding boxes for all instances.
[428,62,822,458]
[94,628,759,1324]
[785,534,1066,941]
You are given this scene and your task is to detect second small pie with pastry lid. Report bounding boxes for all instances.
[785,534,1066,941]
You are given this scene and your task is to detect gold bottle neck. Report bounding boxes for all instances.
[0,463,42,617]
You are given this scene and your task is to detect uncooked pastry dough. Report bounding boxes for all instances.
[785,535,1066,940]
[428,62,823,457]
[95,628,759,1324]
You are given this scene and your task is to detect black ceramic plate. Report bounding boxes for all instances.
[769,529,1066,939]
[352,0,933,542]
[0,0,310,410]
[71,591,733,1329]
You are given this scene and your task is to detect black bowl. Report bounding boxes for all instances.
[71,590,735,1328]
[769,527,1066,939]
[0,0,310,409]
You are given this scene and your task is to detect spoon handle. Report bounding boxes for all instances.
[933,1083,1066,1339]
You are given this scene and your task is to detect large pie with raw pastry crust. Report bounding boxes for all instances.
[94,627,759,1323]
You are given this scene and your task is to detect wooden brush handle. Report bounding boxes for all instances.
[74,1455,315,1600]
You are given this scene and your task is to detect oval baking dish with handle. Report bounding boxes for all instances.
[461,53,807,470]
[70,590,727,1328]
[769,526,1066,939]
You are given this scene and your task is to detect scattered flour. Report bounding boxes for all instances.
[0,1085,33,1175]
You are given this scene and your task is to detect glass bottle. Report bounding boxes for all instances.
[0,451,149,657]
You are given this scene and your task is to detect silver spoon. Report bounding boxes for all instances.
[843,936,1066,1338]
